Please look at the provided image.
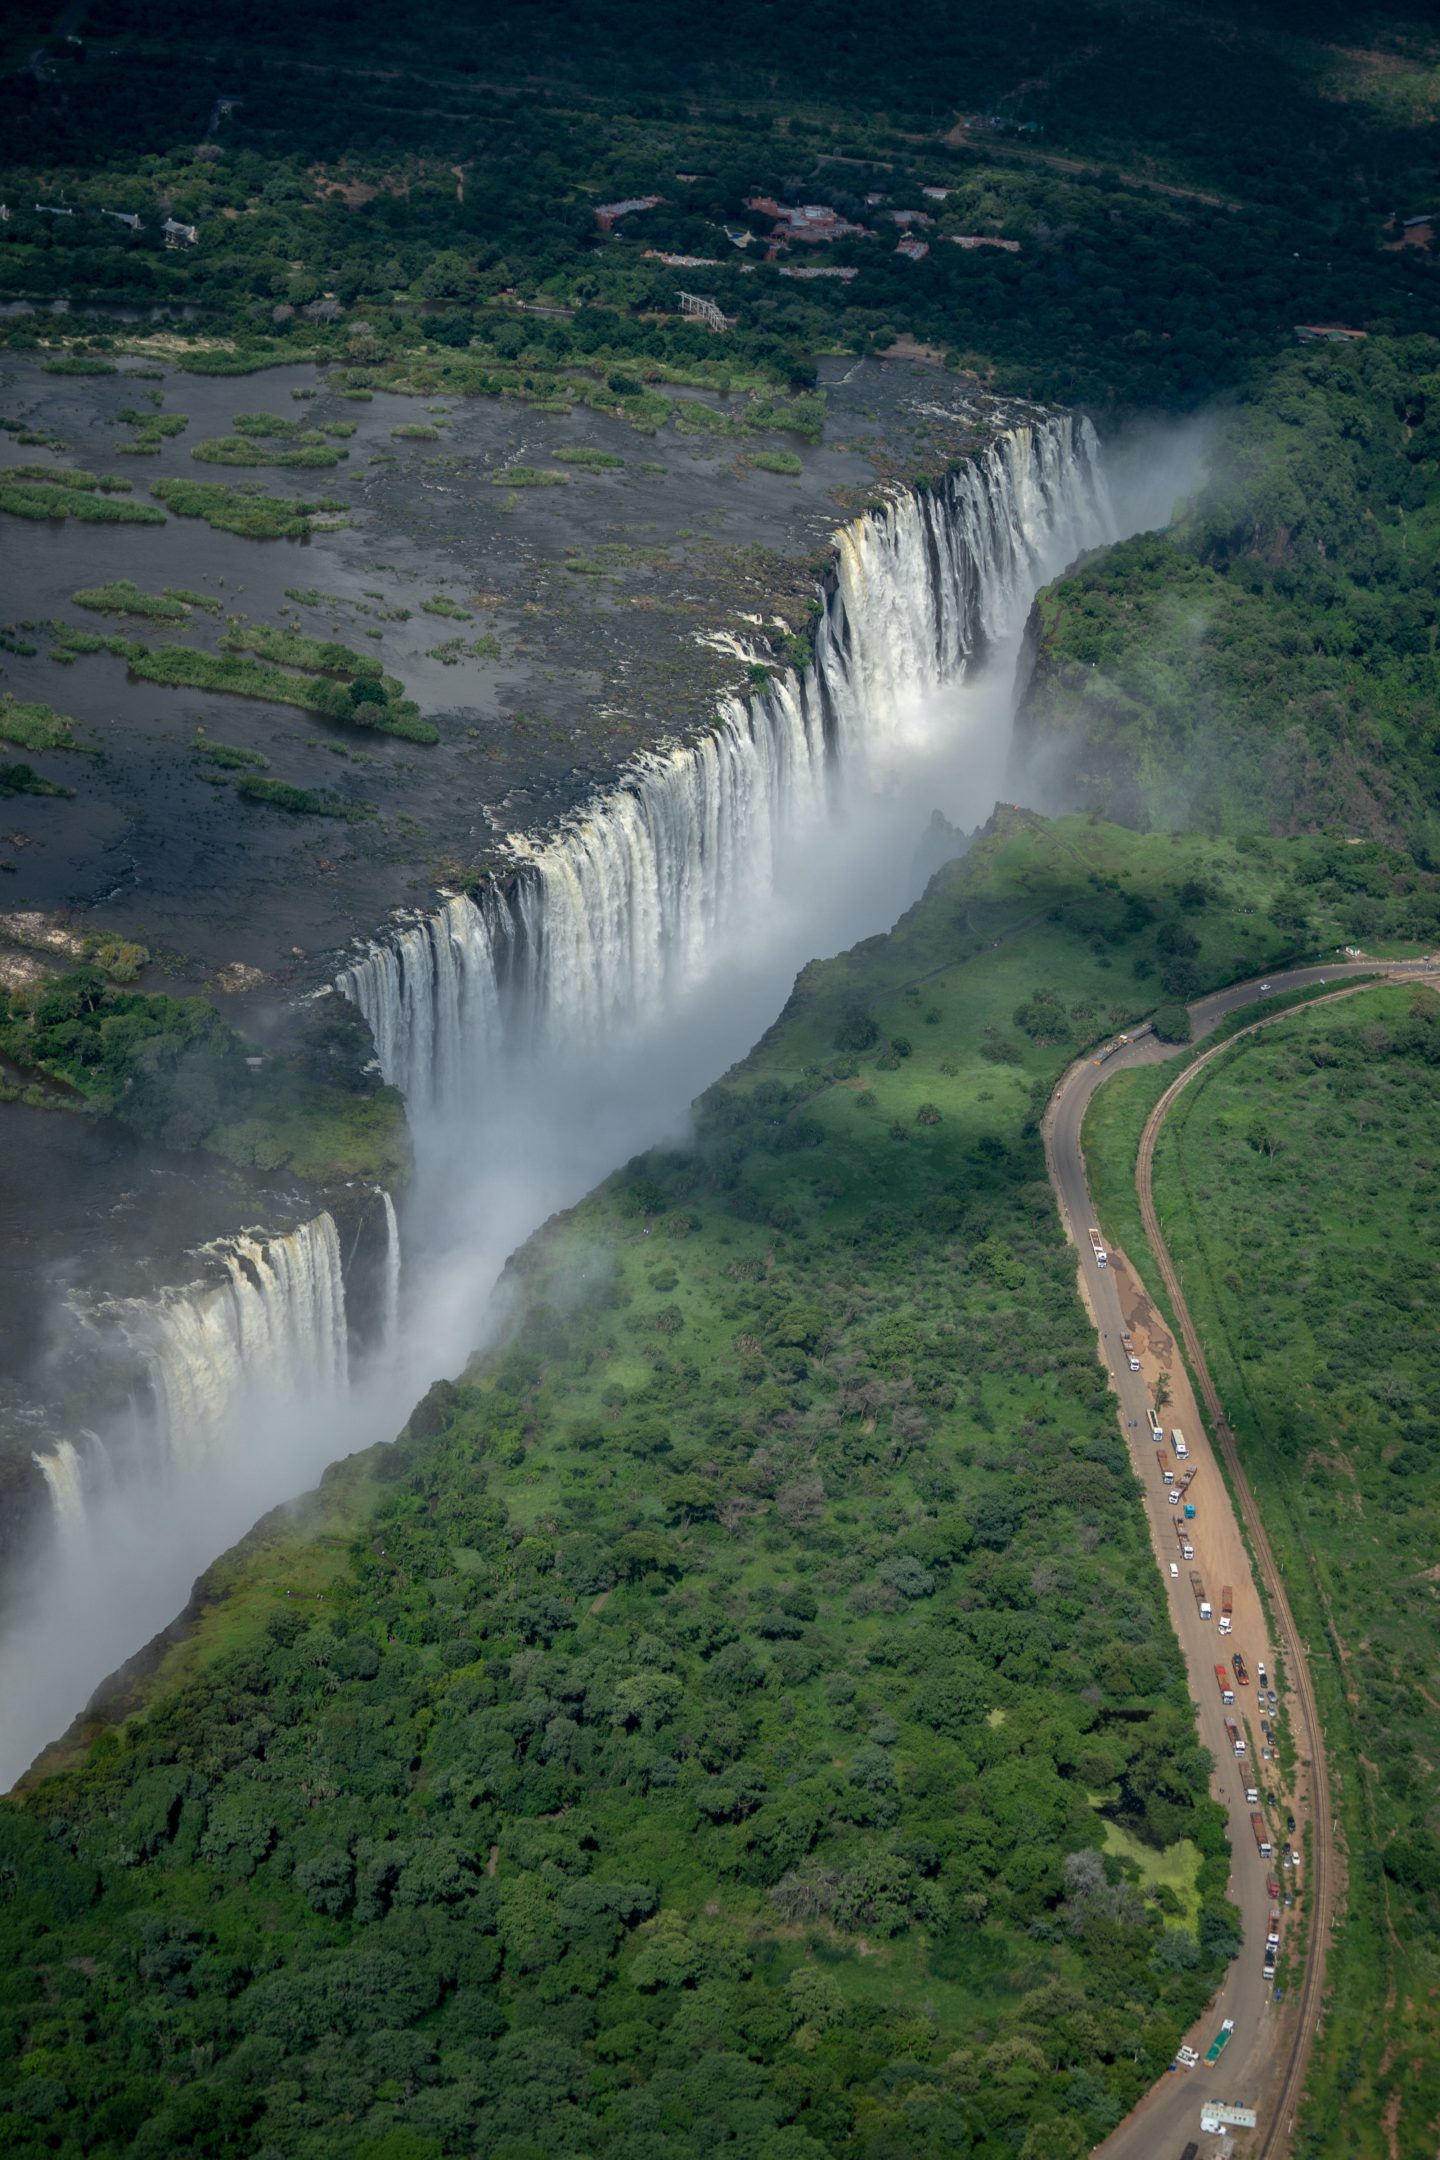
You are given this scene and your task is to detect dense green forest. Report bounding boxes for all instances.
[1141,988,1440,2157]
[0,812,1330,2159]
[1015,335,1440,846]
[0,0,1435,413]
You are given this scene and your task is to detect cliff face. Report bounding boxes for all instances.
[1008,537,1411,841]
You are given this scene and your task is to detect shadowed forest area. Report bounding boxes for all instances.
[0,0,1436,412]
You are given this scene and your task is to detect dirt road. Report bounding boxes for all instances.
[1044,956,1439,2157]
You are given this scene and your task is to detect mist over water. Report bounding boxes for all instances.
[0,412,1201,1789]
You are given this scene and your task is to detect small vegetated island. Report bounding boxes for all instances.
[0,809,1406,2159]
[0,965,407,1187]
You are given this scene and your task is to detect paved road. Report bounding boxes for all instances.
[1044,956,1440,2159]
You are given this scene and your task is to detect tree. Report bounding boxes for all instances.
[1151,1001,1191,1043]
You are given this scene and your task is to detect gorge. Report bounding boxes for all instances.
[1,405,1130,1788]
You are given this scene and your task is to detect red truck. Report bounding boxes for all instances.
[1215,1664,1235,1705]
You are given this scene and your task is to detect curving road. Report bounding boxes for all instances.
[1044,955,1440,2159]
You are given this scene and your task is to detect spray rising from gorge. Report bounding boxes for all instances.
[339,418,1111,1110]
[1,410,1125,1786]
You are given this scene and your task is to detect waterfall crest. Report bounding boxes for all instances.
[113,1213,349,1478]
[339,414,1113,1116]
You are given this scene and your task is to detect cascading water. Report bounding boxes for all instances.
[339,415,1113,1117]
[32,1439,87,1541]
[2,406,1131,1789]
[114,1215,350,1478]
[378,1190,401,1357]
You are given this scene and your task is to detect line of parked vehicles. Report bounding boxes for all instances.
[1150,1416,1295,1990]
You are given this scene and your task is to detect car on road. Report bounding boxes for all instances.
[1169,1561,1179,1578]
[1267,1688,1278,1710]
[1260,981,1272,991]
[1287,1811,1296,1833]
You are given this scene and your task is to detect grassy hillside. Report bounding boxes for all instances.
[0,812,1329,2160]
[1014,337,1440,846]
[1126,986,1440,2158]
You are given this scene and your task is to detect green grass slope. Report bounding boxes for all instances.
[0,812,1338,2160]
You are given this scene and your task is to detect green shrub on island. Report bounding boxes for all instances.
[192,737,270,771]
[0,763,72,799]
[0,693,85,753]
[175,349,301,376]
[9,463,131,493]
[236,776,375,820]
[427,632,501,663]
[749,448,803,476]
[61,630,438,744]
[491,464,567,486]
[129,646,436,741]
[149,478,322,539]
[0,478,164,525]
[191,433,347,469]
[230,412,319,439]
[420,594,470,618]
[552,444,625,469]
[72,580,191,623]
[164,586,222,613]
[0,968,407,1183]
[391,422,441,440]
[41,355,116,376]
[222,623,384,680]
[116,408,188,453]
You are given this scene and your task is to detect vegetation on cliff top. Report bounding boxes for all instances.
[0,970,407,1185]
[1015,337,1440,849]
[0,813,1357,2160]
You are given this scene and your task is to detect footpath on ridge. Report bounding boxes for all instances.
[1043,952,1440,2160]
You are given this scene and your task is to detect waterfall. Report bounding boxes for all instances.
[338,413,1113,1118]
[379,1189,401,1354]
[115,1214,349,1472]
[33,1439,87,1540]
